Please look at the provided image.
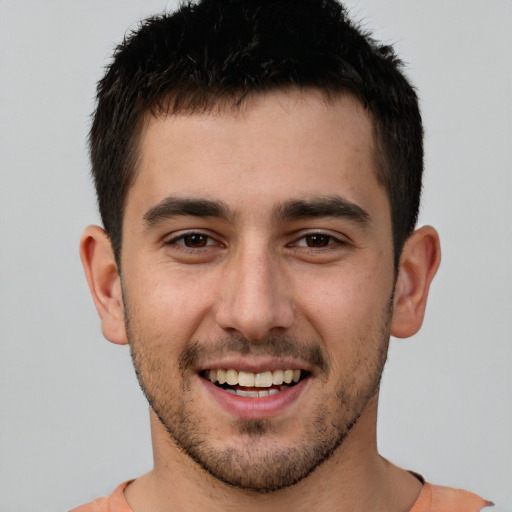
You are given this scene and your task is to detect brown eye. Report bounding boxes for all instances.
[304,234,331,247]
[182,234,209,247]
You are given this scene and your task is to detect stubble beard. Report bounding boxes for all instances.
[125,298,392,493]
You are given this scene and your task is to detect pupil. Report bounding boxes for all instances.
[307,234,329,247]
[185,234,207,247]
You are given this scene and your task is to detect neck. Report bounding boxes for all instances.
[125,396,421,512]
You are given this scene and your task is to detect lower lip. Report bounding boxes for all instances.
[200,377,310,420]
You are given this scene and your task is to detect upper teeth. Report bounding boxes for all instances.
[208,369,301,387]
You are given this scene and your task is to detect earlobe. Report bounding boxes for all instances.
[79,225,128,345]
[390,226,441,339]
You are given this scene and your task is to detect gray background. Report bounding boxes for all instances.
[1,1,510,510]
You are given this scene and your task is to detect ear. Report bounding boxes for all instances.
[391,226,441,338]
[79,225,128,345]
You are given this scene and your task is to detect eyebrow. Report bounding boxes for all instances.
[274,196,371,226]
[143,194,370,228]
[143,197,233,227]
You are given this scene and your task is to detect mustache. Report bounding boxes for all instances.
[179,333,329,374]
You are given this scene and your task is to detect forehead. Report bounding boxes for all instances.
[126,89,388,226]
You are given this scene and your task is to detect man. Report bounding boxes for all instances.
[74,0,493,510]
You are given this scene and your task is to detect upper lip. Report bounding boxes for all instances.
[197,357,315,375]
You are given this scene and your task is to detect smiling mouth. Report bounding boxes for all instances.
[201,369,308,397]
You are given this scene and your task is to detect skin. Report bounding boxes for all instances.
[81,89,441,512]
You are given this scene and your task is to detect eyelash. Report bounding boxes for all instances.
[165,231,347,252]
[289,232,346,249]
[166,232,222,250]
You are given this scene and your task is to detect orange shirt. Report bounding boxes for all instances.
[70,480,493,512]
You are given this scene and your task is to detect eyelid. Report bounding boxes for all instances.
[163,228,350,250]
[289,229,350,247]
[165,229,224,248]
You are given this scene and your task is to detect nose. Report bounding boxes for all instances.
[214,242,295,341]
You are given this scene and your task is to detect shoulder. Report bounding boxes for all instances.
[411,482,494,512]
[69,496,110,512]
[68,481,133,512]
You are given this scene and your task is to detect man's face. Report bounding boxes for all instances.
[120,90,396,491]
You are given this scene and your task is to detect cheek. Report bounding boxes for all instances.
[293,261,393,372]
[296,261,392,326]
[123,263,218,344]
